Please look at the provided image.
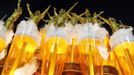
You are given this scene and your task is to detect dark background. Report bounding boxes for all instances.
[0,0,134,29]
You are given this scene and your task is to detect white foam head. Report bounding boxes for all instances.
[0,20,7,40]
[44,22,108,44]
[0,20,14,49]
[110,27,134,48]
[77,23,108,43]
[45,22,73,44]
[16,20,41,46]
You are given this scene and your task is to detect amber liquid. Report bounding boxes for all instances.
[62,39,81,75]
[103,35,110,50]
[0,37,6,74]
[1,35,38,75]
[79,54,90,75]
[78,38,103,75]
[112,42,134,75]
[41,36,68,75]
[0,37,6,53]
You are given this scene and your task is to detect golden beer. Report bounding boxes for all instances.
[2,34,38,75]
[41,36,69,75]
[110,28,134,75]
[0,37,5,53]
[112,41,134,75]
[78,38,103,75]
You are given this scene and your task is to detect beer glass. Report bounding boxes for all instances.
[1,20,40,75]
[110,27,134,75]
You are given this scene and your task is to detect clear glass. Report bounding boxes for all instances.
[109,27,134,75]
[61,38,81,75]
[78,38,103,75]
[1,20,40,75]
[112,41,134,75]
[41,36,69,75]
[0,21,6,53]
[1,34,38,75]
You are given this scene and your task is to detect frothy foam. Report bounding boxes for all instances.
[16,20,41,46]
[44,22,108,44]
[110,27,134,48]
[43,22,109,59]
[0,20,7,40]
